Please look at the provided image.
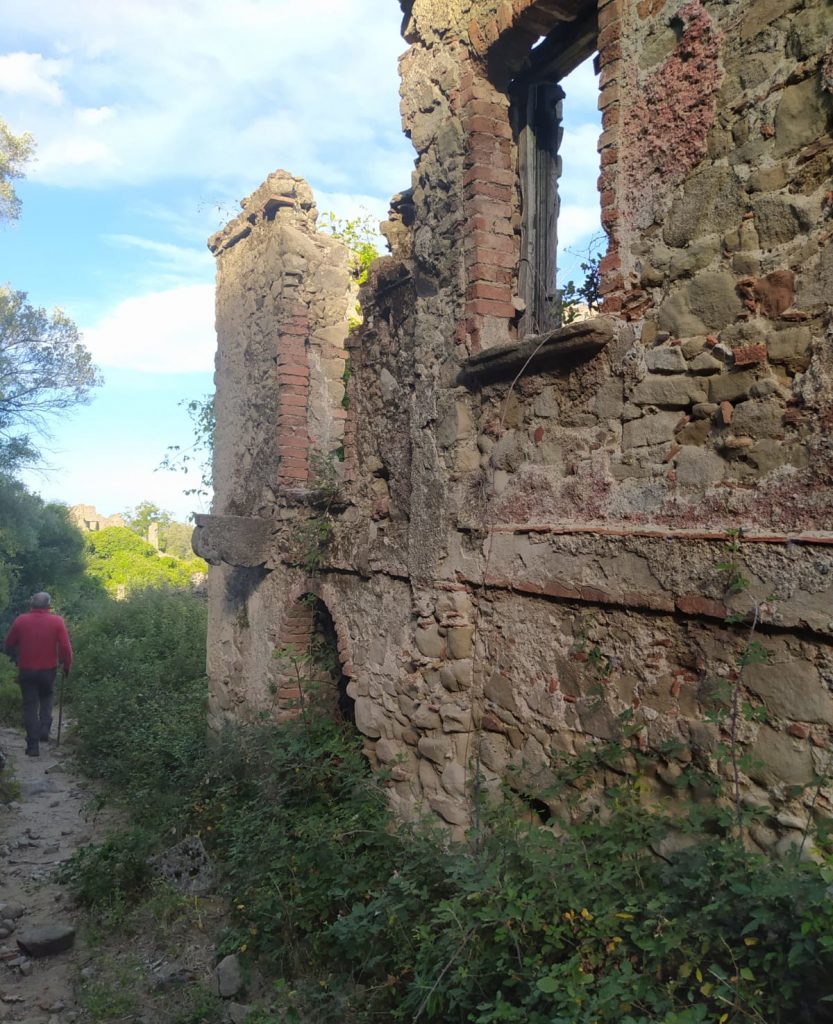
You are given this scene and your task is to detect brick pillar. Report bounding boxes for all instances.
[277,303,311,488]
[596,0,626,314]
[456,62,520,353]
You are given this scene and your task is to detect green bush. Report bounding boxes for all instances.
[84,526,204,596]
[60,826,157,912]
[70,587,208,820]
[64,588,833,1024]
[327,804,833,1024]
[0,657,20,725]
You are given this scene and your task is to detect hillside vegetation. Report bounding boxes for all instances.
[84,525,206,596]
[54,585,833,1024]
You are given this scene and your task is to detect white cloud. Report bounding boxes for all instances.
[0,51,66,104]
[75,105,113,127]
[560,122,603,188]
[37,135,117,171]
[558,204,603,253]
[82,284,216,374]
[104,234,213,280]
[0,0,412,200]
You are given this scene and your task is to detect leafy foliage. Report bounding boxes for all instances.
[0,655,20,726]
[61,827,159,908]
[0,118,35,225]
[124,500,172,540]
[320,210,380,284]
[0,477,92,625]
[161,521,197,561]
[158,394,215,506]
[123,501,196,560]
[559,237,604,326]
[83,526,205,596]
[0,286,102,468]
[69,588,208,818]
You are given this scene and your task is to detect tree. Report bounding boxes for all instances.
[162,521,196,561]
[0,118,35,225]
[124,501,172,542]
[320,210,381,284]
[0,287,102,469]
[158,395,215,507]
[0,477,90,627]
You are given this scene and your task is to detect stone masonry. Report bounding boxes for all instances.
[195,0,833,849]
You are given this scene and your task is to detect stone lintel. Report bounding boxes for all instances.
[192,514,273,567]
[456,316,614,387]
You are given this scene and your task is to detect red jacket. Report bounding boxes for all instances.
[5,609,73,673]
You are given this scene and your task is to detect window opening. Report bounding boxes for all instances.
[510,11,599,338]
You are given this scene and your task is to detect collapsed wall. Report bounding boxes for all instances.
[196,0,833,848]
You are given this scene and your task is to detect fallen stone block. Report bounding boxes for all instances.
[17,923,76,957]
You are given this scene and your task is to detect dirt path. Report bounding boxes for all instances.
[0,723,106,1023]
[0,724,249,1024]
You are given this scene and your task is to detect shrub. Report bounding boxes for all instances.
[60,826,158,912]
[0,656,20,726]
[64,589,833,1024]
[84,526,204,596]
[70,588,208,821]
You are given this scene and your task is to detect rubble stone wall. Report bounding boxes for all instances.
[208,171,352,513]
[197,0,833,850]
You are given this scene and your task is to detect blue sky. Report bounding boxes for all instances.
[0,1,600,523]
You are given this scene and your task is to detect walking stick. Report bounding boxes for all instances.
[56,670,66,747]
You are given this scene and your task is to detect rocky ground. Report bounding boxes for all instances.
[0,725,253,1024]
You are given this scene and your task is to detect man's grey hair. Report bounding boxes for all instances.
[31,592,51,609]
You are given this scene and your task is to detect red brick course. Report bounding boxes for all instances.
[276,311,311,488]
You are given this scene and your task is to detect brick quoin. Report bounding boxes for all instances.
[462,164,516,187]
[277,312,311,488]
[470,281,514,302]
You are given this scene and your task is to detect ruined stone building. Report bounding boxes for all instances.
[194,0,833,845]
[69,505,126,532]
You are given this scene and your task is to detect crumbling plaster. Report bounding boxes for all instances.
[196,0,833,849]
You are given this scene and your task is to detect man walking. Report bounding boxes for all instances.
[4,592,73,757]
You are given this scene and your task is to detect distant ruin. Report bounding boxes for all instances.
[69,504,125,532]
[195,0,833,846]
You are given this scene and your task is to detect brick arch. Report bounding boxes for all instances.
[272,580,355,719]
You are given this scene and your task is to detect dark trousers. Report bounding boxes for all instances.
[18,668,57,743]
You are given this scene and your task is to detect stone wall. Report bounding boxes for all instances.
[196,0,833,851]
[69,505,125,532]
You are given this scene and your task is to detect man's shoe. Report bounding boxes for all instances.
[25,741,39,757]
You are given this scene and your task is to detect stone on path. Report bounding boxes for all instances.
[17,923,76,957]
[19,779,61,798]
[227,1002,253,1024]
